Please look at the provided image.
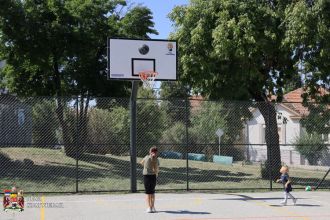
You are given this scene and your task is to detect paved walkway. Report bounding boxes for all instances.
[2,191,330,220]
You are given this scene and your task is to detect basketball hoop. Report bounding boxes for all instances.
[139,71,158,89]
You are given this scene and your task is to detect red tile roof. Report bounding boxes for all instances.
[281,88,329,116]
[282,88,307,116]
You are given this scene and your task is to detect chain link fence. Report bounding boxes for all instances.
[0,95,329,193]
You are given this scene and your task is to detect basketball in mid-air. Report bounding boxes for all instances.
[139,44,149,55]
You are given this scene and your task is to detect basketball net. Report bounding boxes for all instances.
[138,71,158,89]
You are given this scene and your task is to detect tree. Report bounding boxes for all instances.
[32,99,59,146]
[294,133,328,165]
[136,87,166,156]
[283,0,330,140]
[191,101,226,144]
[190,101,246,159]
[159,82,190,124]
[0,0,157,157]
[87,106,129,155]
[301,102,330,136]
[119,6,158,38]
[170,0,330,179]
[161,122,186,144]
[282,0,330,103]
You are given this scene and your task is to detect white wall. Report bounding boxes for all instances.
[276,105,301,144]
[246,105,301,145]
[247,110,265,145]
[246,105,308,165]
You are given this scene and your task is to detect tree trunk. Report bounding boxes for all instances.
[52,56,75,157]
[257,101,282,180]
[56,98,75,157]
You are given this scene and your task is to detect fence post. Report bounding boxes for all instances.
[267,103,273,191]
[75,96,79,193]
[185,96,190,191]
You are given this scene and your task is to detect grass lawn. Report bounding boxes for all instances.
[0,148,329,193]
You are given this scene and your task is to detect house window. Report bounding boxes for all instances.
[260,124,283,144]
[17,109,25,127]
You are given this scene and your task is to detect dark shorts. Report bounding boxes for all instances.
[285,183,293,192]
[144,175,157,194]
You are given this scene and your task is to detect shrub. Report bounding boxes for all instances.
[161,122,186,144]
[32,100,59,146]
[86,107,129,155]
[294,133,328,165]
[0,152,12,167]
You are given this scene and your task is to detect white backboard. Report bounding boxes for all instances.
[108,38,177,81]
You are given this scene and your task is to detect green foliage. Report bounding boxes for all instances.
[190,101,250,147]
[301,103,330,135]
[160,100,249,160]
[283,0,330,128]
[294,133,328,165]
[169,0,295,101]
[0,0,157,97]
[55,101,77,145]
[189,101,248,160]
[169,0,330,174]
[161,122,186,144]
[191,101,226,144]
[119,6,158,38]
[86,98,167,156]
[87,107,129,155]
[283,0,330,99]
[0,0,158,157]
[32,100,59,146]
[137,99,166,156]
[160,82,190,124]
[137,86,157,98]
[160,82,189,99]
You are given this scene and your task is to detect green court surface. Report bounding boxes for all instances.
[1,191,330,220]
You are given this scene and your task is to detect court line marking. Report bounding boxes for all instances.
[174,215,330,220]
[230,194,310,220]
[40,195,45,220]
[42,196,214,203]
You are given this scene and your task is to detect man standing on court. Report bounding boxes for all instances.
[140,147,159,213]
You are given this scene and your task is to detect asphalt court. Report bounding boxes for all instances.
[1,191,330,220]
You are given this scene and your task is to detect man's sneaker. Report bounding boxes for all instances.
[293,198,297,205]
[280,201,287,206]
[146,208,152,213]
[152,207,157,213]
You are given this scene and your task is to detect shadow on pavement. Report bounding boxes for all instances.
[159,210,211,215]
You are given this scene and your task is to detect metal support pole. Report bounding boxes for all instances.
[267,103,273,191]
[75,96,79,193]
[218,136,221,156]
[315,168,330,190]
[246,121,250,162]
[185,96,190,191]
[130,81,139,193]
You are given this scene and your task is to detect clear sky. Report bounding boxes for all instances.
[129,0,189,39]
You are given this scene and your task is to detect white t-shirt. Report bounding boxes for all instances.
[143,155,160,175]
